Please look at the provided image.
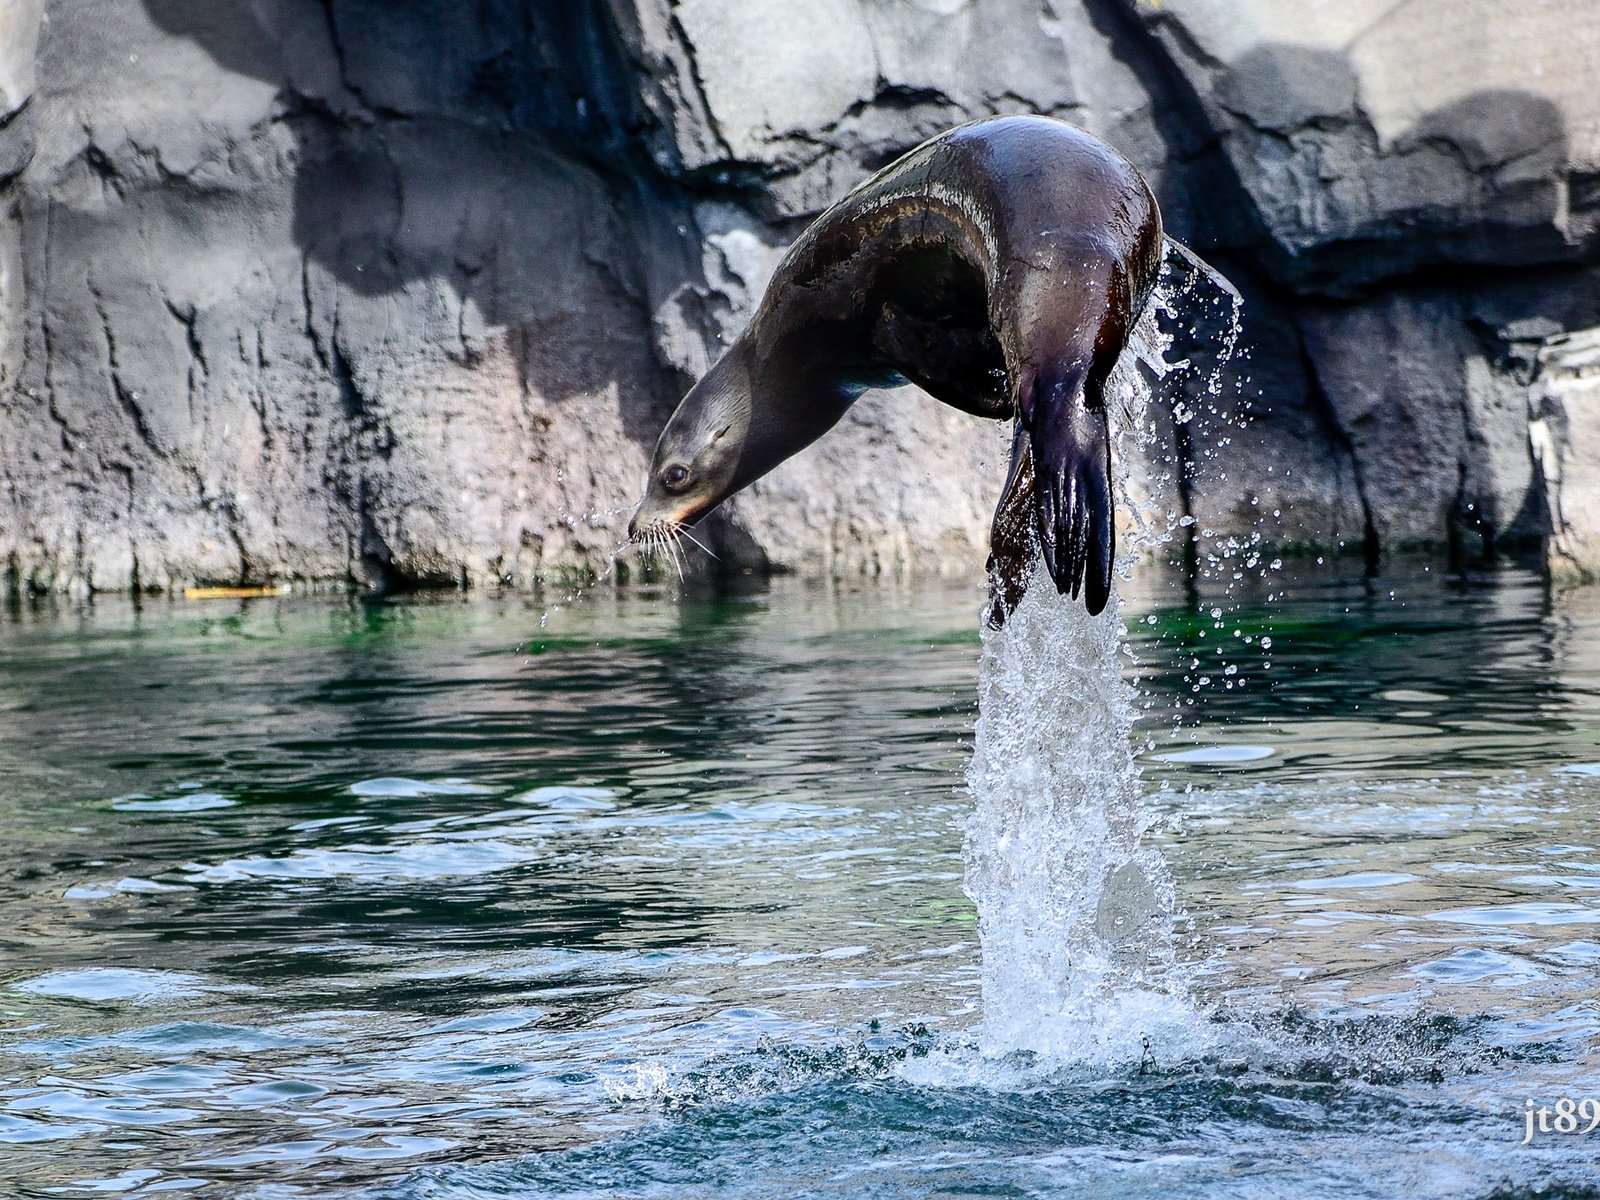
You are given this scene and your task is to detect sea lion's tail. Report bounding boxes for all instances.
[1160,236,1242,309]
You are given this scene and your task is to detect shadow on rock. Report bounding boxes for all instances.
[141,0,690,448]
[1210,40,1576,292]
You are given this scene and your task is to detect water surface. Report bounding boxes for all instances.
[3,568,1599,1197]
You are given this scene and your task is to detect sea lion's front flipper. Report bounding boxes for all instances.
[1022,367,1114,616]
[986,421,1036,629]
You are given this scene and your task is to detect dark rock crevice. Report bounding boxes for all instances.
[88,280,160,458]
[1080,0,1241,243]
[1292,328,1380,571]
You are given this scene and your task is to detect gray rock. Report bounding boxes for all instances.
[0,0,41,409]
[1534,326,1600,582]
[1142,0,1599,288]
[1299,296,1475,553]
[0,2,40,120]
[3,0,1600,594]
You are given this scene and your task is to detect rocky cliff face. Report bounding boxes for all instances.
[1,0,1597,595]
[0,0,41,458]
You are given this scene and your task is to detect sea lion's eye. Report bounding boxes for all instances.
[661,464,692,492]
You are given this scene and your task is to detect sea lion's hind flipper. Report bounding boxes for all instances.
[1160,236,1242,309]
[985,421,1035,629]
[1025,367,1114,616]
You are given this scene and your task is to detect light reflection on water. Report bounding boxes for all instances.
[1,567,1599,1197]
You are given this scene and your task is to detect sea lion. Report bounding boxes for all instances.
[628,114,1222,620]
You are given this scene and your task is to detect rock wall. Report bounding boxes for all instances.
[0,0,41,434]
[1142,0,1600,571]
[1536,325,1600,583]
[1,0,1597,594]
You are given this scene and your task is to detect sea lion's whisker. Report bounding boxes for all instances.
[676,526,719,560]
[664,529,686,581]
[653,527,683,582]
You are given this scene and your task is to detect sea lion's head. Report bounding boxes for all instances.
[629,334,861,551]
[628,346,755,545]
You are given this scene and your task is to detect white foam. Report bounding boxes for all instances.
[10,968,211,1004]
[963,563,1194,1065]
[348,777,498,798]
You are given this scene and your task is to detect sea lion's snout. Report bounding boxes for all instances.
[625,499,683,546]
[628,461,714,544]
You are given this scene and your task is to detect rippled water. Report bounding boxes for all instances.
[4,567,1600,1197]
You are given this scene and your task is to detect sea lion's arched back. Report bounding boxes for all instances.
[630,115,1175,619]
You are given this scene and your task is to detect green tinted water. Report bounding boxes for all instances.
[2,569,1599,1197]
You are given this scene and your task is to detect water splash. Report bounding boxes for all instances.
[960,280,1239,1066]
[534,493,704,636]
[963,562,1191,1063]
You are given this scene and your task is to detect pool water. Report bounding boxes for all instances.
[3,567,1599,1198]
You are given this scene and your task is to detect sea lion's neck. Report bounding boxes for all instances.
[750,321,897,402]
[711,332,859,497]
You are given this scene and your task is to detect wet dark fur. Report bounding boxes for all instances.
[632,115,1166,622]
